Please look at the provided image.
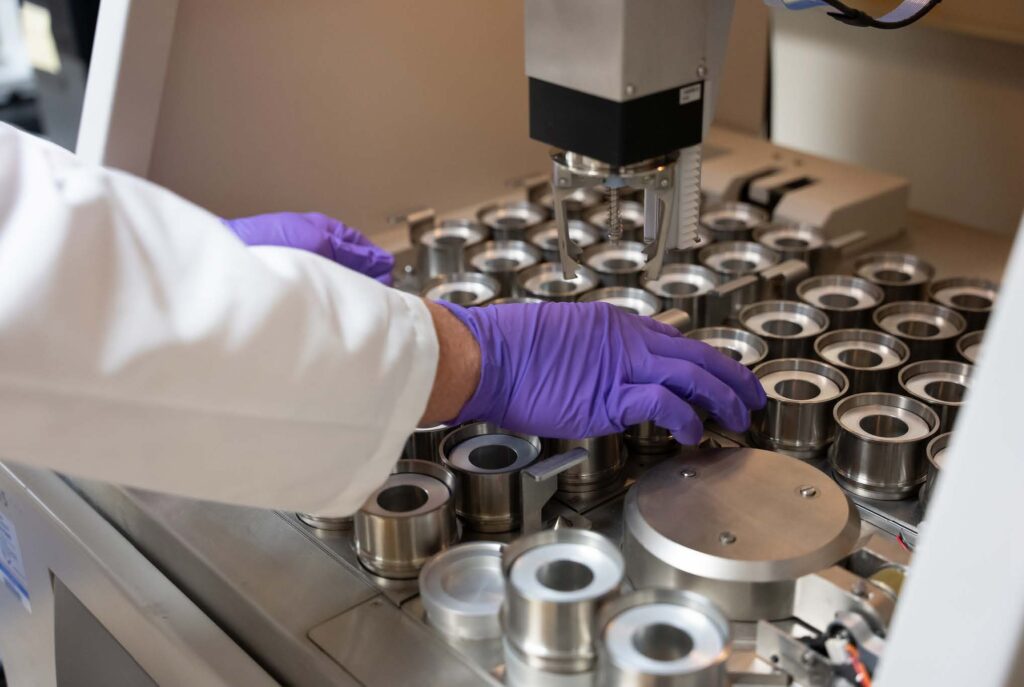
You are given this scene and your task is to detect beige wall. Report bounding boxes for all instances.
[771,10,1024,235]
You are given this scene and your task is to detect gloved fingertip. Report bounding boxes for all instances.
[672,424,703,446]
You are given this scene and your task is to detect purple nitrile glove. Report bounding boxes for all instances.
[437,301,766,443]
[223,212,395,285]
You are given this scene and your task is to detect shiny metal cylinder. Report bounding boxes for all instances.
[586,201,645,243]
[354,460,459,579]
[491,296,546,305]
[873,301,966,362]
[419,541,505,640]
[466,240,542,297]
[296,513,353,531]
[595,589,731,687]
[898,360,972,434]
[853,252,935,303]
[928,276,998,332]
[754,223,827,273]
[700,201,769,242]
[829,393,940,500]
[583,241,648,287]
[738,300,830,360]
[796,274,884,330]
[579,287,662,317]
[411,219,488,280]
[502,529,625,673]
[518,262,600,302]
[403,423,451,463]
[421,272,501,307]
[751,358,849,460]
[478,200,549,241]
[956,329,983,364]
[664,227,713,265]
[699,240,780,280]
[549,435,625,493]
[624,422,675,456]
[920,432,951,511]
[814,329,909,394]
[528,219,603,263]
[687,327,769,368]
[643,264,720,328]
[440,423,542,533]
[536,186,604,219]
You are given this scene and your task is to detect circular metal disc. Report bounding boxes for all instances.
[419,542,505,639]
[628,448,860,582]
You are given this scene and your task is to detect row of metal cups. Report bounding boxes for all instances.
[418,528,732,687]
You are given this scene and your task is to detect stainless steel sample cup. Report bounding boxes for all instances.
[643,264,720,328]
[586,200,645,243]
[595,589,731,687]
[751,358,849,460]
[503,529,625,673]
[478,200,549,241]
[956,330,983,364]
[797,275,884,330]
[518,262,600,302]
[898,360,972,433]
[814,329,909,394]
[548,434,625,493]
[528,219,602,263]
[422,272,501,307]
[754,223,827,273]
[699,240,780,280]
[829,393,940,500]
[873,301,966,362]
[440,423,542,533]
[583,241,648,288]
[853,252,935,303]
[700,201,769,242]
[687,327,769,368]
[491,296,546,305]
[403,423,451,462]
[920,432,951,511]
[624,422,675,456]
[928,276,998,332]
[579,286,662,317]
[466,240,542,297]
[739,300,830,360]
[354,460,459,579]
[412,218,489,281]
[419,541,505,640]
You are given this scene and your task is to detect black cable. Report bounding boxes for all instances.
[816,0,943,29]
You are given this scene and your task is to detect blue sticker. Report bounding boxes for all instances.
[0,511,30,611]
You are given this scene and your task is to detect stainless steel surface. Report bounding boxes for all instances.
[956,329,983,364]
[491,296,546,305]
[753,621,831,687]
[750,358,849,460]
[699,241,780,279]
[873,300,966,362]
[477,200,549,242]
[830,393,940,500]
[586,201,646,244]
[529,219,603,263]
[520,448,591,534]
[643,264,720,327]
[653,308,693,334]
[664,227,713,265]
[793,565,895,636]
[549,435,626,494]
[503,529,625,673]
[518,262,600,302]
[920,431,951,511]
[814,328,909,394]
[796,274,884,330]
[687,327,768,368]
[411,216,490,281]
[583,241,649,288]
[622,449,860,621]
[853,252,935,303]
[928,275,998,332]
[440,423,543,533]
[466,239,542,296]
[738,300,829,360]
[700,201,769,242]
[422,272,501,307]
[297,513,353,531]
[580,286,662,317]
[354,460,459,579]
[898,359,972,433]
[754,223,827,273]
[404,423,452,463]
[624,422,676,456]
[595,589,731,687]
[418,541,505,640]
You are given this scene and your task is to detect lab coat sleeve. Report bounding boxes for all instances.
[0,124,440,515]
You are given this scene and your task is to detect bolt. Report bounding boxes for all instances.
[697,61,707,78]
[660,178,670,188]
[679,468,697,478]
[625,83,636,97]
[800,650,816,666]
[719,531,736,545]
[558,178,570,187]
[799,485,818,498]
[851,580,869,598]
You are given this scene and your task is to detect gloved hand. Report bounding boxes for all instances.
[437,301,766,443]
[223,212,394,285]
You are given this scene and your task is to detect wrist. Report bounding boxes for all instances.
[419,299,483,425]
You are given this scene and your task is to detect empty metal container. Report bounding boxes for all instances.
[583,241,648,288]
[643,263,720,328]
[579,287,662,317]
[700,201,769,242]
[739,300,830,360]
[814,329,910,394]
[478,200,549,241]
[527,219,602,263]
[898,360,972,433]
[687,327,769,368]
[919,432,951,512]
[411,218,489,281]
[466,240,542,297]
[928,276,998,332]
[956,330,983,365]
[699,240,780,280]
[873,301,966,362]
[548,435,625,494]
[754,223,827,273]
[797,274,884,330]
[853,252,935,303]
[422,272,501,307]
[518,262,600,302]
[403,423,451,463]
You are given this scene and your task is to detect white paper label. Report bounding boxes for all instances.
[679,84,703,106]
[0,510,31,611]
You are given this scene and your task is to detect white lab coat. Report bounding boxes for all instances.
[0,123,439,515]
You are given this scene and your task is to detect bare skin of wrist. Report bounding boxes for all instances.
[419,299,481,425]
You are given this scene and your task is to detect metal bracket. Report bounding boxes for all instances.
[755,621,833,687]
[519,448,589,534]
[653,308,692,334]
[760,258,811,300]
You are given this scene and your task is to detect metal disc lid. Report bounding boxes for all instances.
[419,541,506,640]
[422,272,501,306]
[445,431,540,474]
[579,286,662,317]
[687,327,768,368]
[625,448,860,583]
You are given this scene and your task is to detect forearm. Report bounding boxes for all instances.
[419,299,481,425]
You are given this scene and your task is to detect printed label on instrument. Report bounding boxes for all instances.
[679,84,703,105]
[0,510,31,611]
